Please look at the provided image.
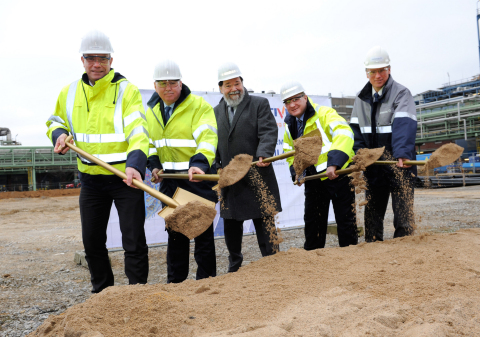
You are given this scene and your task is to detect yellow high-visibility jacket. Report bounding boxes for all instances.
[283,98,355,180]
[46,70,149,177]
[146,85,217,173]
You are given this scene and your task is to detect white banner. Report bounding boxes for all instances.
[106,90,334,248]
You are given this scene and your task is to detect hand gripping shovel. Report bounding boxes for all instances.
[60,135,216,239]
[211,129,323,190]
[294,147,385,185]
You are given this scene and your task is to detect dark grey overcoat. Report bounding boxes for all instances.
[214,91,282,220]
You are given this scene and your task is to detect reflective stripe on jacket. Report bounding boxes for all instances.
[283,99,355,181]
[350,76,417,160]
[145,84,217,173]
[46,70,149,177]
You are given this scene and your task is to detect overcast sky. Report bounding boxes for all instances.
[0,0,478,146]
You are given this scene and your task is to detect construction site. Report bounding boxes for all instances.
[2,2,480,337]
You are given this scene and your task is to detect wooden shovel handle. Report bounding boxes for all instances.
[62,135,179,207]
[152,173,220,181]
[294,168,354,185]
[374,160,426,165]
[251,150,295,166]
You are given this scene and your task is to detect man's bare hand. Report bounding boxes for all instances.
[151,168,163,183]
[256,157,271,167]
[123,167,141,188]
[397,158,412,168]
[54,134,73,154]
[326,166,338,180]
[189,166,205,182]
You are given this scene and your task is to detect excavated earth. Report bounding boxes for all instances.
[1,186,480,336]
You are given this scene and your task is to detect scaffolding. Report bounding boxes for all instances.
[0,146,77,191]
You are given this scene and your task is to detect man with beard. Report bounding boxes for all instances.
[350,46,417,242]
[214,62,282,273]
[146,59,218,283]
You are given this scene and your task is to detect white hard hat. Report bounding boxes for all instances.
[153,59,182,81]
[218,62,242,84]
[79,30,114,54]
[280,81,305,102]
[364,46,390,69]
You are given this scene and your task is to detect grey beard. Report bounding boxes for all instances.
[223,89,245,107]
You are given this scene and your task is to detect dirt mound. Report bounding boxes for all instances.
[29,228,480,337]
[421,143,464,172]
[165,201,217,240]
[218,154,253,189]
[0,189,81,200]
[292,136,323,176]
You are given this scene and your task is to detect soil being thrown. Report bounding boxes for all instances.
[420,143,464,172]
[248,168,283,249]
[218,154,253,189]
[164,201,217,240]
[292,136,323,176]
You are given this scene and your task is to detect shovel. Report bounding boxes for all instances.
[151,171,220,182]
[295,143,464,184]
[60,135,216,239]
[373,143,464,172]
[211,129,323,190]
[294,147,385,185]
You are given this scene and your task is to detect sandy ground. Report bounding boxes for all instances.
[1,185,480,336]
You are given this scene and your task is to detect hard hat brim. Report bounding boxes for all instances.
[365,63,390,69]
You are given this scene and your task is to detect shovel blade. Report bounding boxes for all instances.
[158,188,217,240]
[157,187,215,219]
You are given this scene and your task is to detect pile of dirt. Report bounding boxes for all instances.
[248,168,282,248]
[29,228,480,337]
[292,136,323,176]
[420,143,464,173]
[165,201,217,240]
[0,189,81,200]
[217,154,253,190]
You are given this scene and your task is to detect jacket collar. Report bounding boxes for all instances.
[358,75,394,103]
[147,83,192,128]
[147,83,191,112]
[81,69,125,86]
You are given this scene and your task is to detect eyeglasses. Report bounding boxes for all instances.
[284,94,305,105]
[83,55,111,66]
[156,80,180,88]
[367,67,389,76]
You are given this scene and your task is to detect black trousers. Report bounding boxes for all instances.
[79,184,148,293]
[223,217,278,273]
[166,224,216,283]
[364,179,415,242]
[303,175,358,250]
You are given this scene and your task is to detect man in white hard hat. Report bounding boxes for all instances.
[350,46,417,242]
[46,30,150,293]
[214,62,282,273]
[281,81,358,250]
[146,60,218,283]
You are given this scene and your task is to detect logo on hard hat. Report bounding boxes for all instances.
[221,70,237,76]
[371,57,383,62]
